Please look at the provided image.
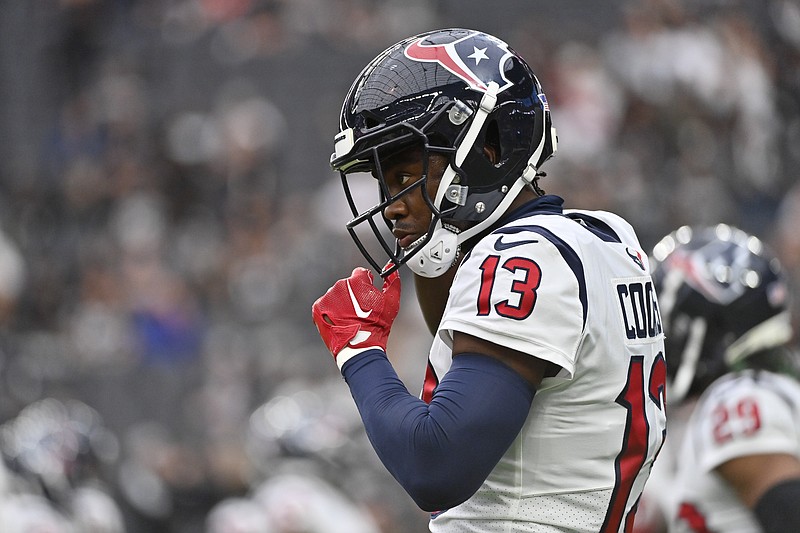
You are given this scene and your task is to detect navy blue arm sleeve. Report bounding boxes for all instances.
[341,350,536,512]
[754,478,800,533]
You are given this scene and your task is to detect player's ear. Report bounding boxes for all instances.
[483,145,499,164]
[483,121,500,164]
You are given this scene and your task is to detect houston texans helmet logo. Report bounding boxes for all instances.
[404,31,514,93]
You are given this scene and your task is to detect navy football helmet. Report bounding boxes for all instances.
[651,224,794,403]
[331,28,557,277]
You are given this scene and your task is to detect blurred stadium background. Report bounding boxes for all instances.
[0,0,799,531]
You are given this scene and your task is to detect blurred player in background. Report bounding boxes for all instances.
[311,28,667,531]
[0,398,126,533]
[204,377,403,533]
[649,224,800,533]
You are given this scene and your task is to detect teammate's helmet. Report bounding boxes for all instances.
[651,224,794,403]
[331,28,557,277]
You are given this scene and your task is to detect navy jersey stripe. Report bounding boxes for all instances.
[493,224,588,328]
[564,212,622,243]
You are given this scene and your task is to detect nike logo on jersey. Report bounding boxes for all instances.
[347,280,372,318]
[494,236,538,251]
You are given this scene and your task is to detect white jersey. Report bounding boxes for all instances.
[670,370,800,533]
[423,204,667,532]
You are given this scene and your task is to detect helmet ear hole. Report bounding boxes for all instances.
[483,120,501,165]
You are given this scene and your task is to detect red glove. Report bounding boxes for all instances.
[312,267,401,369]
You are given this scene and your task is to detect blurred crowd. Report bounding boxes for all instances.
[0,0,798,531]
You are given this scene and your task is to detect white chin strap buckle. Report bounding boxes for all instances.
[406,225,460,278]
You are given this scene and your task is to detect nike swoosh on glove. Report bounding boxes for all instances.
[312,267,401,370]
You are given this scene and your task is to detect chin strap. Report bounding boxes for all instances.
[432,83,499,210]
[669,317,707,404]
[407,83,499,278]
[406,172,533,278]
[406,82,556,278]
[458,173,531,243]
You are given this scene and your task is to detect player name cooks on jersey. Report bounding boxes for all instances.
[616,279,663,342]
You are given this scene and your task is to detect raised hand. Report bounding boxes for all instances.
[312,267,401,369]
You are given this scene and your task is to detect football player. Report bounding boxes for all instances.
[312,28,667,531]
[651,224,800,533]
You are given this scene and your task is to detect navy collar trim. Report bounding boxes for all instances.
[497,194,564,226]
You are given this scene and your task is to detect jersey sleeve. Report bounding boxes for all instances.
[437,229,584,378]
[691,374,800,473]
